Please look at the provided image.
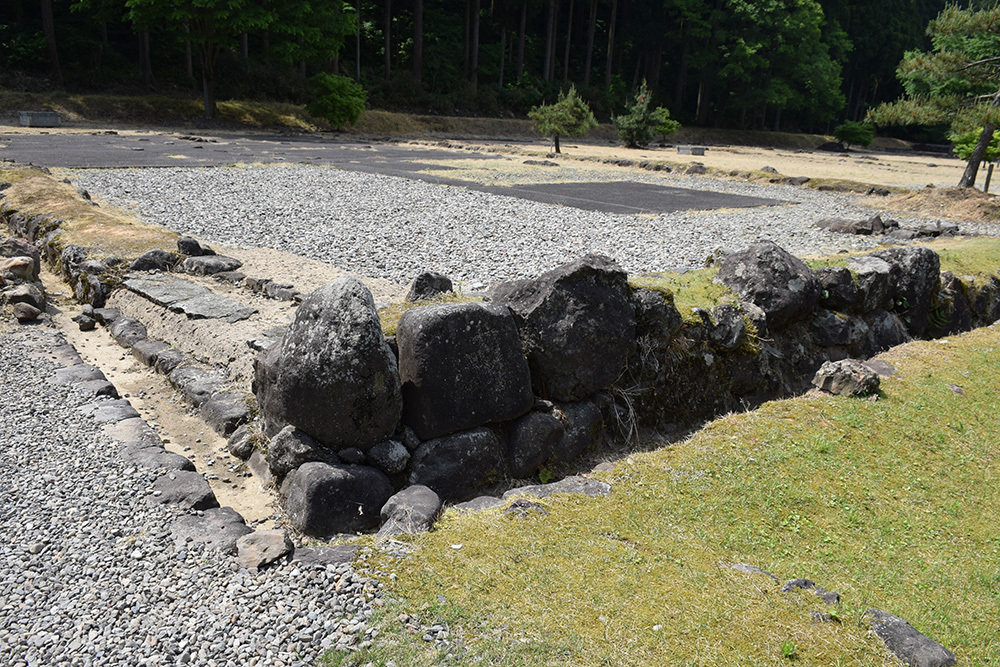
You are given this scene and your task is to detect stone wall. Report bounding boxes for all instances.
[251,243,1000,537]
[6,196,1000,539]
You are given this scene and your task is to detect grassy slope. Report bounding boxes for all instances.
[333,321,1000,666]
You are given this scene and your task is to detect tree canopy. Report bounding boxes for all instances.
[868,4,1000,186]
[3,0,950,130]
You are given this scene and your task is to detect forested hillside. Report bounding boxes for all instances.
[4,0,946,131]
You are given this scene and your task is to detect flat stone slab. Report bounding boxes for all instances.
[502,475,612,500]
[123,273,256,322]
[171,507,253,555]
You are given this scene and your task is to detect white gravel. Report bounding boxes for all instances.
[0,326,381,666]
[67,164,959,291]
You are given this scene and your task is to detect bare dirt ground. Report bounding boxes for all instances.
[40,266,279,527]
[446,139,971,191]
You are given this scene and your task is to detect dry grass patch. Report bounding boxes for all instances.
[0,167,177,260]
[377,293,482,337]
[881,187,1000,225]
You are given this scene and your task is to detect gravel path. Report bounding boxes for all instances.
[67,164,968,291]
[0,325,380,666]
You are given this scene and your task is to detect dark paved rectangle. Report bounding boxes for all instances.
[485,180,786,214]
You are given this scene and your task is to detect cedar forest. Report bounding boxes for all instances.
[0,0,986,138]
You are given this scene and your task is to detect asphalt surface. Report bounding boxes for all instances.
[0,129,785,214]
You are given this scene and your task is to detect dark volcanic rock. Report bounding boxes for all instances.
[177,236,216,257]
[870,246,941,336]
[405,271,454,302]
[849,256,895,313]
[171,507,252,555]
[130,249,178,272]
[108,317,147,347]
[716,241,821,330]
[506,412,564,478]
[377,485,442,539]
[254,277,402,450]
[202,392,251,436]
[408,427,505,500]
[282,462,392,535]
[868,609,956,667]
[266,425,340,481]
[816,266,857,311]
[489,254,636,402]
[179,255,243,276]
[397,302,533,440]
[148,471,219,510]
[550,399,603,464]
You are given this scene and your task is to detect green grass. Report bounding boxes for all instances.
[334,324,1000,665]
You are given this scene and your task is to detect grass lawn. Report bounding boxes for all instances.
[326,318,1000,666]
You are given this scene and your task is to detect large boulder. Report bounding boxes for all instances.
[506,412,564,478]
[397,302,533,440]
[489,254,636,402]
[281,462,392,536]
[550,399,603,464]
[870,246,941,336]
[848,256,894,313]
[408,427,505,500]
[816,266,857,312]
[716,241,821,329]
[254,277,402,450]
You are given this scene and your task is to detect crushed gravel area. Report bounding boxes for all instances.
[0,325,381,666]
[66,164,964,291]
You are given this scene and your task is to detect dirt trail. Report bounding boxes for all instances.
[41,266,279,527]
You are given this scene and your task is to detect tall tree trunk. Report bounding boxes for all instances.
[355,0,362,81]
[140,29,152,90]
[516,1,527,79]
[40,0,61,83]
[470,0,480,87]
[413,0,423,86]
[498,27,506,89]
[463,0,471,78]
[696,0,724,124]
[562,0,574,84]
[674,35,689,112]
[583,0,597,86]
[959,123,997,188]
[241,32,249,61]
[604,0,618,91]
[184,23,194,78]
[543,0,555,82]
[384,0,392,81]
[985,163,994,193]
[200,43,219,119]
[773,107,781,132]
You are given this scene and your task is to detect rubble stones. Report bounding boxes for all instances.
[812,359,881,396]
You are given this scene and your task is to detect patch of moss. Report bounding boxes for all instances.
[378,293,482,336]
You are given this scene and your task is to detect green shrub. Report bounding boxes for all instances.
[527,84,598,154]
[614,80,680,148]
[306,73,366,129]
[950,127,1000,163]
[833,121,875,148]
